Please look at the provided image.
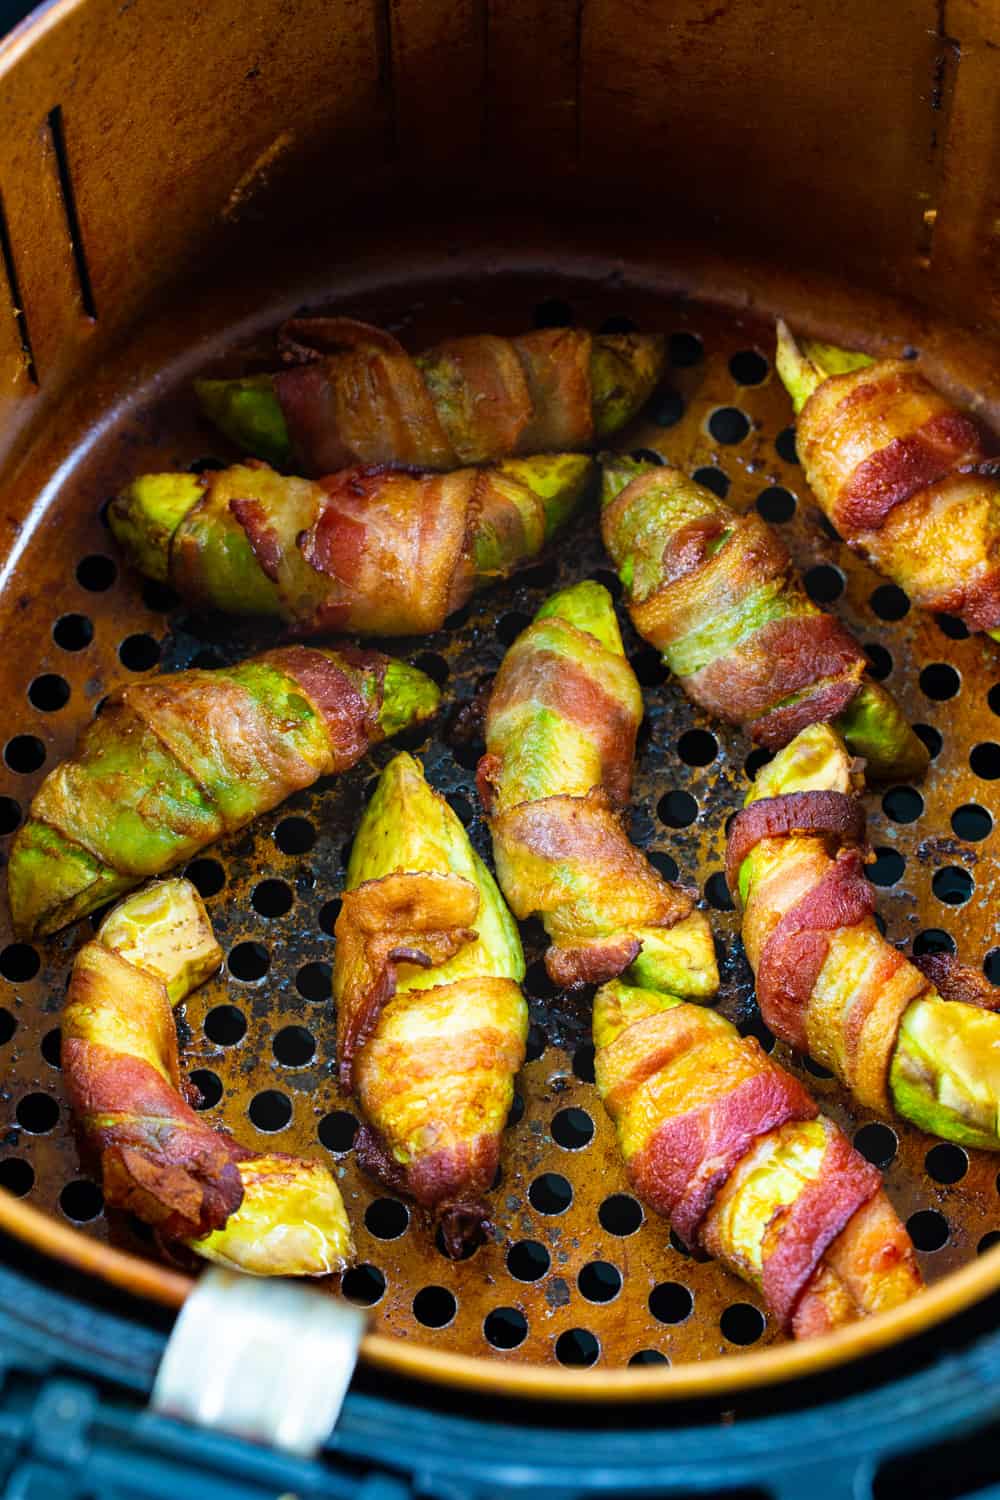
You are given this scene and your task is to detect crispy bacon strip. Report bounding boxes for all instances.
[725,790,867,895]
[912,953,1000,1012]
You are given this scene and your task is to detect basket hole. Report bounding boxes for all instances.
[979,1232,1000,1255]
[53,613,93,650]
[40,1027,61,1069]
[648,849,680,882]
[572,1044,595,1084]
[529,1172,572,1214]
[678,729,717,767]
[985,949,1000,986]
[526,959,558,1000]
[913,929,956,957]
[739,1011,776,1054]
[252,878,293,917]
[365,1197,410,1239]
[484,1307,527,1350]
[4,736,45,774]
[28,674,70,712]
[507,1239,550,1281]
[932,866,973,905]
[0,1158,33,1196]
[435,1222,480,1260]
[744,747,775,781]
[497,611,531,647]
[708,407,750,445]
[600,314,638,334]
[920,663,960,701]
[721,1302,766,1346]
[669,1229,693,1256]
[952,803,992,841]
[599,1193,643,1236]
[204,1005,247,1046]
[318,898,342,935]
[906,1209,949,1251]
[630,644,668,686]
[413,1285,456,1328]
[651,390,684,428]
[990,683,1000,716]
[0,943,39,982]
[76,554,117,591]
[756,486,795,523]
[189,1069,222,1109]
[342,1264,386,1306]
[525,1022,546,1062]
[854,1122,897,1168]
[914,724,943,760]
[882,786,923,824]
[669,331,703,366]
[705,871,734,911]
[649,1281,693,1324]
[118,633,161,671]
[248,1089,291,1132]
[16,1092,59,1133]
[629,1349,669,1366]
[296,961,331,1002]
[185,857,225,898]
[273,1025,315,1067]
[775,427,798,464]
[971,742,1000,780]
[533,298,574,328]
[925,1143,968,1184]
[555,1328,600,1367]
[629,447,665,468]
[865,643,893,681]
[804,564,844,604]
[692,465,729,498]
[0,798,21,835]
[552,1107,594,1150]
[59,1179,103,1222]
[0,1009,15,1045]
[228,941,269,982]
[866,848,905,887]
[274,816,316,854]
[578,1261,622,1303]
[802,1055,834,1080]
[414,651,449,687]
[729,350,769,385]
[319,1110,358,1153]
[936,612,969,640]
[870,585,910,621]
[588,568,622,601]
[506,1091,526,1127]
[142,578,179,612]
[658,790,698,828]
[446,791,474,827]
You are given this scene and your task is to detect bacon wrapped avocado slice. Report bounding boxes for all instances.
[63,878,353,1274]
[109,454,593,637]
[776,321,1000,642]
[333,751,527,1257]
[477,580,717,997]
[600,455,927,780]
[195,319,665,475]
[728,723,1000,1150]
[9,646,439,938]
[594,979,921,1338]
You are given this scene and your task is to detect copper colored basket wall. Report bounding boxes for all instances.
[1,0,1000,1403]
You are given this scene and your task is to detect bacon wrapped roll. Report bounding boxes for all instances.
[333,751,527,1257]
[110,454,593,637]
[9,646,439,938]
[776,322,1000,640]
[594,979,921,1337]
[600,456,927,780]
[477,580,717,996]
[195,319,665,475]
[729,723,1000,1149]
[64,878,353,1274]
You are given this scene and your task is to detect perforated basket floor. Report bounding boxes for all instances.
[2,276,1000,1374]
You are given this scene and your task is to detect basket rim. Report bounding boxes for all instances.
[3,1187,1000,1400]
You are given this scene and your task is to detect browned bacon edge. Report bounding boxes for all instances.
[725,790,867,897]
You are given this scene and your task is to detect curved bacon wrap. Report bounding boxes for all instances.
[600,456,928,779]
[8,645,440,939]
[333,752,527,1257]
[594,980,921,1337]
[110,454,593,637]
[63,879,353,1275]
[776,323,1000,638]
[478,581,718,998]
[196,319,665,475]
[728,723,1000,1149]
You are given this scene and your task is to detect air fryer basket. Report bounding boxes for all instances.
[1,0,999,1403]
